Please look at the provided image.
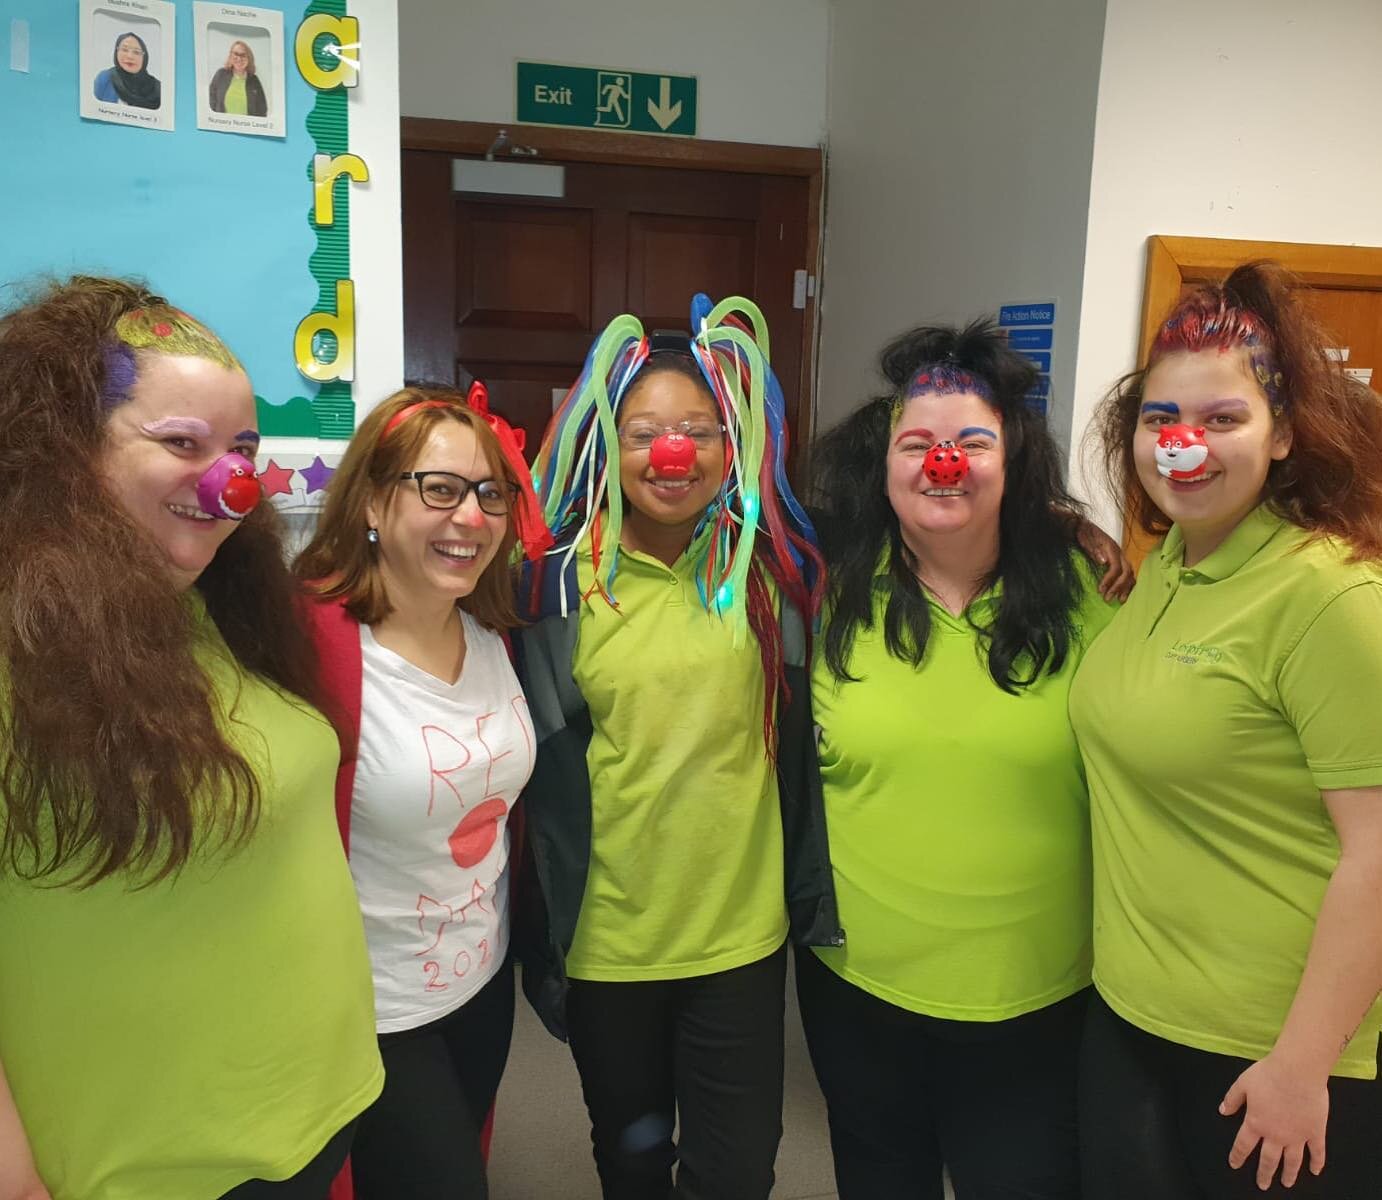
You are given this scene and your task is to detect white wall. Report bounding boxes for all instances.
[399,0,831,148]
[1069,0,1382,529]
[816,0,1107,450]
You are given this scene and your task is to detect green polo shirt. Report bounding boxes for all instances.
[811,554,1117,1019]
[1070,505,1382,1078]
[565,535,788,980]
[0,596,383,1198]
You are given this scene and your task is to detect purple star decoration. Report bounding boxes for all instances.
[300,455,335,495]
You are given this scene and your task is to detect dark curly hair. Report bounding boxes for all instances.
[0,276,323,885]
[812,318,1087,691]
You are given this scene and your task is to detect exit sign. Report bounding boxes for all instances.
[516,61,697,137]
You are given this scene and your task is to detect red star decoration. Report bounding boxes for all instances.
[257,459,295,498]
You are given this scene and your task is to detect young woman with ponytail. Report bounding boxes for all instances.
[1073,261,1382,1197]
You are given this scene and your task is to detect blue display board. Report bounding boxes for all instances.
[0,0,351,436]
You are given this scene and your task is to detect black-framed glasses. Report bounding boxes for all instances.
[617,420,726,451]
[399,471,515,515]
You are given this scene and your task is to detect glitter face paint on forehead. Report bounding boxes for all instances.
[100,304,242,409]
[891,362,995,426]
[1152,296,1284,408]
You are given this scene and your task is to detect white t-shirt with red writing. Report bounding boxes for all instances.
[350,612,534,1033]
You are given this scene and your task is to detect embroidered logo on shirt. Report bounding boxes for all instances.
[1163,639,1224,666]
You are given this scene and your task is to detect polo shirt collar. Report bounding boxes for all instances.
[1159,503,1287,581]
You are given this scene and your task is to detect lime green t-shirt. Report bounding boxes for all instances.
[224,75,249,114]
[1070,506,1382,1079]
[0,601,383,1199]
[565,536,788,980]
[812,554,1117,1019]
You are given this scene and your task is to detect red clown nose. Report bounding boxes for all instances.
[649,431,696,478]
[923,440,970,487]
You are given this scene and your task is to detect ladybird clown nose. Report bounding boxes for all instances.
[649,431,696,478]
[196,452,262,521]
[923,440,970,487]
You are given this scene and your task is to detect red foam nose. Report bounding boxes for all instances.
[649,432,696,478]
[222,473,263,516]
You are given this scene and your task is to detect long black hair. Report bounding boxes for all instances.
[812,318,1087,691]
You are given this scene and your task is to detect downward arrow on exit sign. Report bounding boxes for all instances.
[647,78,682,130]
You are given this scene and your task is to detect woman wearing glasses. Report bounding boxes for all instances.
[296,386,550,1200]
[209,40,268,117]
[512,300,833,1200]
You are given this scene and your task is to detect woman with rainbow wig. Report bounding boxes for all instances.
[512,294,836,1199]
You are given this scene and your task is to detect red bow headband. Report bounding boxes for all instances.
[381,383,554,561]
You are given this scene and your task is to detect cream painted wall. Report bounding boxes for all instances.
[817,0,1107,450]
[1069,0,1382,530]
[399,0,831,148]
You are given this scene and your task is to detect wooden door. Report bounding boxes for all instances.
[1124,235,1382,563]
[402,150,814,468]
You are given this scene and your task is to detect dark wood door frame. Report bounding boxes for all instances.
[401,117,825,459]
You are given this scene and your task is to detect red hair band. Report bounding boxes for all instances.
[381,386,555,562]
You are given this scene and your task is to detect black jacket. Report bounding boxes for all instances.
[511,545,843,1041]
[209,68,267,117]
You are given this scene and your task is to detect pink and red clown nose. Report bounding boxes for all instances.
[923,440,970,487]
[648,430,697,478]
[196,452,262,520]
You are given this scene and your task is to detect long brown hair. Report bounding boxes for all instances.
[295,387,521,630]
[0,276,323,885]
[1096,261,1382,559]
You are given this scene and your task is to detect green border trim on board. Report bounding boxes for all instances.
[256,0,354,440]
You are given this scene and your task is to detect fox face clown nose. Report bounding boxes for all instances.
[196,452,262,520]
[648,431,696,478]
[1154,424,1210,480]
[923,440,970,487]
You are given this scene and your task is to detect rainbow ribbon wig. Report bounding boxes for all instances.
[531,293,821,647]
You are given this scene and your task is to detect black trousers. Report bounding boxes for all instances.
[351,960,516,1200]
[216,1121,356,1199]
[1080,991,1382,1200]
[795,944,1087,1200]
[564,942,787,1200]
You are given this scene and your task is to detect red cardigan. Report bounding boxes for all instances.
[301,596,502,1200]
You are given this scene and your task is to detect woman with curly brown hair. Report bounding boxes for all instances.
[0,276,382,1200]
[1073,261,1382,1198]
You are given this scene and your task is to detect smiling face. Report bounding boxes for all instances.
[366,418,510,608]
[116,36,145,73]
[887,390,1005,546]
[99,353,258,591]
[227,42,251,75]
[617,367,725,541]
[1135,349,1292,562]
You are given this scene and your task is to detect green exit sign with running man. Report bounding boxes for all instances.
[516,61,697,137]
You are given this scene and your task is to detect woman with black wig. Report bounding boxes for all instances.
[797,320,1122,1199]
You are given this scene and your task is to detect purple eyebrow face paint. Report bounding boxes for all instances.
[141,417,213,439]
